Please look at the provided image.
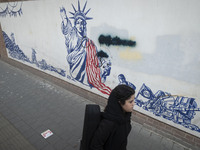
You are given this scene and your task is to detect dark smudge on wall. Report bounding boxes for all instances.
[98,35,136,47]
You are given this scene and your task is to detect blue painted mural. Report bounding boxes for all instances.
[60,1,112,95]
[118,74,136,90]
[0,0,199,137]
[2,31,65,77]
[96,50,112,83]
[0,2,23,17]
[135,84,200,132]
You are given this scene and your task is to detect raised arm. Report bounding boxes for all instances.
[60,7,68,26]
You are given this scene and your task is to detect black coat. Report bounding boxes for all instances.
[90,91,132,150]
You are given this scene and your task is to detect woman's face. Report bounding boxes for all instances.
[75,18,86,36]
[120,94,135,112]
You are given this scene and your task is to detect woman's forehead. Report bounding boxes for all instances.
[126,94,135,101]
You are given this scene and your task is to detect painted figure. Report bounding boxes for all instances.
[135,84,200,132]
[60,1,111,95]
[118,74,136,90]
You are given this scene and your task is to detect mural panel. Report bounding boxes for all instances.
[0,0,200,137]
[136,84,200,133]
[60,2,111,95]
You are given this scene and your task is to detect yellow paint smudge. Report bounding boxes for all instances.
[119,49,142,60]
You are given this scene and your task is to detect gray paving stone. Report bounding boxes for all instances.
[32,138,49,150]
[149,133,163,149]
[0,59,196,150]
[160,137,174,150]
[172,142,189,150]
[0,113,36,150]
[45,133,61,145]
[0,117,10,129]
[41,144,55,150]
[30,120,44,130]
[34,125,49,135]
[22,128,36,139]
[28,133,43,145]
[136,127,153,149]
[53,139,69,150]
[130,121,143,135]
[0,143,18,150]
[3,111,17,120]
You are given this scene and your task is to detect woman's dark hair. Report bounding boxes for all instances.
[111,84,135,105]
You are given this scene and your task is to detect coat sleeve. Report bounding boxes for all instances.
[90,119,115,150]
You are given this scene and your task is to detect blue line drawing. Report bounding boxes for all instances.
[135,84,200,132]
[60,0,112,95]
[2,31,65,77]
[118,74,136,90]
[0,2,23,17]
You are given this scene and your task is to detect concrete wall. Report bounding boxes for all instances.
[0,0,200,143]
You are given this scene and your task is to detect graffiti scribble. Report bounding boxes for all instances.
[135,84,200,132]
[98,35,136,47]
[0,2,23,17]
[96,50,109,58]
[2,31,65,76]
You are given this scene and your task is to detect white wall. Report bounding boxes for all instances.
[0,0,200,137]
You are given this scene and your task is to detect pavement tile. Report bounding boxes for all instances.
[28,133,43,145]
[53,139,69,150]
[3,111,17,120]
[67,134,81,148]
[41,144,55,150]
[35,125,50,135]
[42,121,58,131]
[45,133,61,145]
[0,117,10,129]
[32,138,49,150]
[160,137,174,150]
[0,125,19,141]
[30,120,44,130]
[149,133,163,149]
[22,128,36,139]
[0,143,18,150]
[0,59,197,150]
[172,142,189,150]
[23,145,37,150]
[9,135,29,148]
[0,106,12,117]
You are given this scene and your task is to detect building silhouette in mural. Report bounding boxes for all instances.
[0,2,23,17]
[135,84,200,132]
[60,1,111,95]
[118,74,136,90]
[2,31,65,77]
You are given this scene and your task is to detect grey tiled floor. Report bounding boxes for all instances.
[0,59,197,150]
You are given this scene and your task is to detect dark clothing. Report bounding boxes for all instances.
[90,89,132,150]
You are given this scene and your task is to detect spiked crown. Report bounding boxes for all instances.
[69,1,92,22]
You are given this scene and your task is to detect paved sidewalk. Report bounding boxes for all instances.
[0,59,196,150]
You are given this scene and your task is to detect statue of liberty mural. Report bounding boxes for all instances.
[60,1,111,95]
